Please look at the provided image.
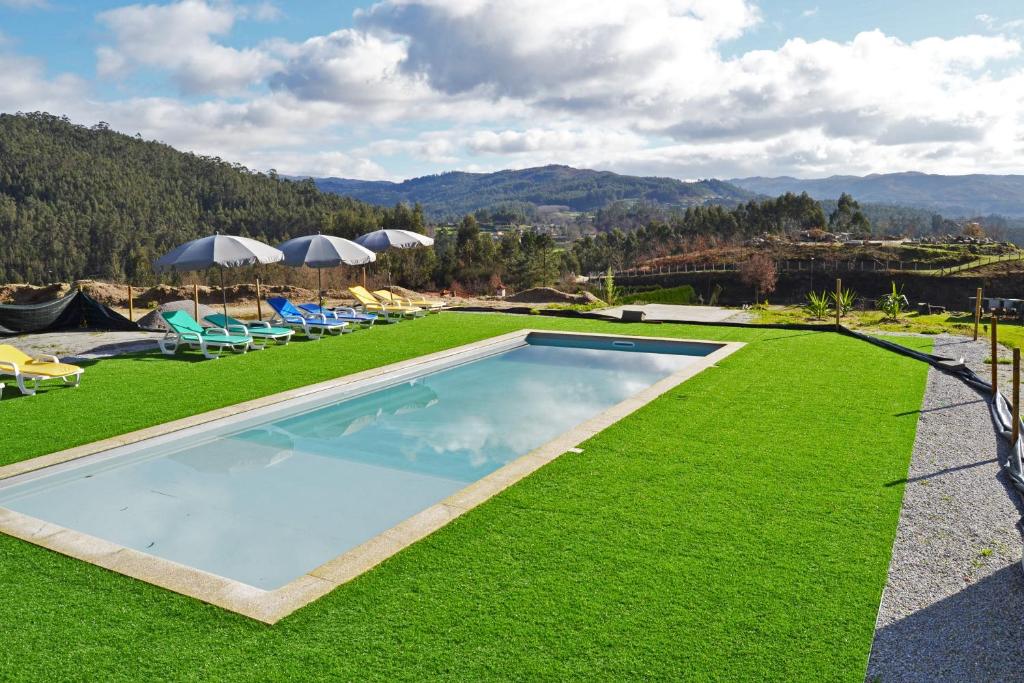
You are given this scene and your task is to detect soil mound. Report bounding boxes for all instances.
[506,287,602,305]
[136,300,219,331]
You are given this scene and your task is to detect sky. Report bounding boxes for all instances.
[1,0,1023,182]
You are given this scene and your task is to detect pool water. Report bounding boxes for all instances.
[0,336,708,589]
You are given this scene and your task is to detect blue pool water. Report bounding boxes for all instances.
[0,334,713,589]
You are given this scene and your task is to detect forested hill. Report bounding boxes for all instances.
[729,172,1024,217]
[0,112,387,284]
[313,165,754,218]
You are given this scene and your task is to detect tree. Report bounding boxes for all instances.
[738,254,777,304]
[962,222,985,238]
[828,193,870,236]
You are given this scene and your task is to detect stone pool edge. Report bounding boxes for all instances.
[0,330,744,624]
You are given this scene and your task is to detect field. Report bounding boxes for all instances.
[0,313,930,680]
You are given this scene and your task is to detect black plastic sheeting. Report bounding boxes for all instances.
[839,325,1024,505]
[0,291,138,335]
[450,305,1024,511]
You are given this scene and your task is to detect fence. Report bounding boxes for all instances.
[592,253,1024,280]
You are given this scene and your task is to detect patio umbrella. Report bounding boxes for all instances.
[355,229,434,291]
[277,233,376,308]
[154,233,284,319]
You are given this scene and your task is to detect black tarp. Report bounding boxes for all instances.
[0,291,138,335]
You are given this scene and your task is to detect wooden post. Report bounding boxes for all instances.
[1014,347,1021,445]
[193,283,200,320]
[255,277,263,321]
[127,284,134,323]
[974,287,982,341]
[835,278,842,329]
[991,315,999,397]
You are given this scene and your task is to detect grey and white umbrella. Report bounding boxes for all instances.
[154,233,284,319]
[354,229,434,252]
[355,229,434,291]
[277,233,376,307]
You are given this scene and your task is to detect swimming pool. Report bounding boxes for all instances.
[0,330,741,621]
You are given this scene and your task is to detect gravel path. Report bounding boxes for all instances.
[867,334,1024,681]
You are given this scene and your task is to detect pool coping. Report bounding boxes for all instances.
[0,329,744,624]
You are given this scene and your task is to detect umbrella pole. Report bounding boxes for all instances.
[318,268,323,309]
[220,267,228,320]
[362,265,366,289]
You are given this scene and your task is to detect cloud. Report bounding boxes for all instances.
[0,0,49,8]
[976,13,1024,33]
[6,0,1024,181]
[360,0,759,98]
[0,51,86,113]
[96,0,281,95]
[802,7,819,18]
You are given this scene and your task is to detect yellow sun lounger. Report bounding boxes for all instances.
[373,289,444,313]
[348,286,424,319]
[0,344,84,396]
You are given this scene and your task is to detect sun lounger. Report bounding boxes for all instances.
[0,344,84,396]
[373,289,444,313]
[159,310,253,359]
[266,297,350,339]
[348,286,423,319]
[204,313,294,346]
[297,304,377,328]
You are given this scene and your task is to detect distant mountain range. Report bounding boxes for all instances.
[729,172,1024,217]
[312,165,754,218]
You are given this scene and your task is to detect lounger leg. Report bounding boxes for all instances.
[62,374,81,387]
[16,373,35,396]
[158,336,179,356]
[200,340,219,360]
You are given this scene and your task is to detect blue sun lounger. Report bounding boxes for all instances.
[266,297,349,340]
[298,303,377,328]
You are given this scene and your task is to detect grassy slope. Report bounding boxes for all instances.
[0,314,931,681]
[618,285,697,306]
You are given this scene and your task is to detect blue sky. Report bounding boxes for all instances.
[1,0,1022,180]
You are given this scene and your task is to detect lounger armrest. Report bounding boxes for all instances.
[305,313,329,323]
[224,324,250,334]
[331,306,357,315]
[0,359,20,374]
[248,320,272,330]
[177,330,204,342]
[205,326,231,336]
[32,354,61,364]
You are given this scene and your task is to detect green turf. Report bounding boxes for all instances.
[0,314,931,681]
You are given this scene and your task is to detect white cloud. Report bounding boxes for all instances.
[0,0,49,8]
[0,51,86,113]
[4,0,1024,181]
[802,7,819,18]
[96,0,281,95]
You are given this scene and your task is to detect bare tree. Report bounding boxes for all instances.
[739,254,777,304]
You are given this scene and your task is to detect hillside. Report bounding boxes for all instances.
[0,113,384,284]
[729,172,1024,217]
[313,165,754,218]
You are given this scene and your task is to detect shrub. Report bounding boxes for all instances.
[831,288,857,317]
[877,282,908,321]
[805,290,830,319]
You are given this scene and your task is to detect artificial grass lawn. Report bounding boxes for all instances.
[0,314,931,680]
